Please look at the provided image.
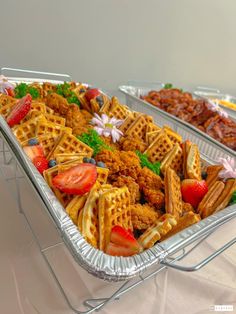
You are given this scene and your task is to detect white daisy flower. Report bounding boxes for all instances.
[0,75,15,95]
[218,156,236,179]
[91,113,124,143]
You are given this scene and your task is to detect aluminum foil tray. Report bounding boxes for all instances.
[0,75,236,282]
[119,83,236,160]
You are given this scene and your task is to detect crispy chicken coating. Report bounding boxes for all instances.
[65,104,87,130]
[113,175,140,204]
[80,109,93,122]
[46,93,69,116]
[131,203,161,230]
[137,167,163,191]
[95,150,141,180]
[120,135,147,153]
[143,188,165,210]
[182,202,194,214]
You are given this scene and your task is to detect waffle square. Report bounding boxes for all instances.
[55,153,87,164]
[145,130,173,163]
[164,168,183,218]
[161,143,183,175]
[31,101,47,113]
[163,126,182,145]
[96,167,109,185]
[0,101,17,117]
[47,133,93,160]
[126,115,149,141]
[186,143,201,180]
[36,120,72,139]
[119,112,137,134]
[98,186,132,251]
[13,115,46,145]
[66,194,87,225]
[146,130,160,145]
[109,96,128,120]
[44,113,66,126]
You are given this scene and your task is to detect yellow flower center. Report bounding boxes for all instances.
[105,123,113,128]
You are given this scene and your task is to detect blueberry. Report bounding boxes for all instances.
[96,95,104,107]
[48,159,57,168]
[83,157,91,163]
[201,171,207,180]
[97,161,106,168]
[79,88,86,94]
[179,173,185,181]
[89,158,96,165]
[28,138,38,146]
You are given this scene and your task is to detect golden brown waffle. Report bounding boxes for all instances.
[44,113,66,126]
[212,179,236,214]
[160,143,183,175]
[182,140,191,178]
[0,94,17,108]
[145,130,173,163]
[66,194,87,225]
[161,212,201,241]
[197,181,225,218]
[119,112,138,134]
[108,96,128,120]
[146,131,161,145]
[165,168,183,218]
[57,159,84,173]
[31,101,46,113]
[13,115,46,145]
[43,165,74,207]
[186,143,201,180]
[77,92,91,112]
[98,95,112,114]
[96,167,109,185]
[138,214,177,249]
[21,134,57,157]
[163,126,182,144]
[0,100,17,117]
[206,165,224,189]
[126,115,149,141]
[55,153,86,164]
[98,186,132,251]
[47,133,93,160]
[81,184,101,248]
[78,208,83,232]
[36,120,72,139]
[146,122,161,134]
[45,106,54,115]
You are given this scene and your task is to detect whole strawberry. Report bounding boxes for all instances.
[33,156,49,174]
[181,179,208,208]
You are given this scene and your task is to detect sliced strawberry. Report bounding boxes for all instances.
[23,145,44,161]
[110,225,141,252]
[5,88,15,97]
[181,179,208,208]
[85,88,100,101]
[52,163,97,195]
[106,242,137,257]
[33,156,48,174]
[6,94,32,127]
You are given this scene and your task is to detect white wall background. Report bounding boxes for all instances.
[1,0,236,95]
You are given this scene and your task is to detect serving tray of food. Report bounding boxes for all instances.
[194,86,236,119]
[119,82,236,159]
[0,70,236,287]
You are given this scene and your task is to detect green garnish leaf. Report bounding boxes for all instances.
[230,191,236,205]
[78,129,112,156]
[14,83,40,99]
[164,83,173,89]
[135,150,161,175]
[56,82,80,106]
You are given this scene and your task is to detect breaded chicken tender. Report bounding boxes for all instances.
[137,167,163,191]
[143,188,165,210]
[131,203,161,230]
[46,93,69,116]
[113,175,140,204]
[66,104,87,129]
[120,135,147,153]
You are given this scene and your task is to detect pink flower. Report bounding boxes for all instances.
[0,75,15,95]
[91,113,124,143]
[217,157,236,179]
[207,100,228,118]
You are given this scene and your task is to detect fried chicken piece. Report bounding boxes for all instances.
[65,104,87,129]
[137,167,163,191]
[120,135,147,153]
[80,109,93,122]
[42,82,56,98]
[46,93,69,116]
[96,150,141,180]
[72,125,92,136]
[95,150,122,175]
[113,175,140,204]
[131,203,161,230]
[143,189,165,210]
[100,135,121,150]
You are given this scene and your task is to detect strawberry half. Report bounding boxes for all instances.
[110,226,141,253]
[23,145,44,161]
[6,94,32,127]
[33,156,48,174]
[85,88,100,101]
[106,242,137,257]
[181,179,208,208]
[52,163,97,195]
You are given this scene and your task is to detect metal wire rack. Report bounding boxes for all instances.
[0,69,235,313]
